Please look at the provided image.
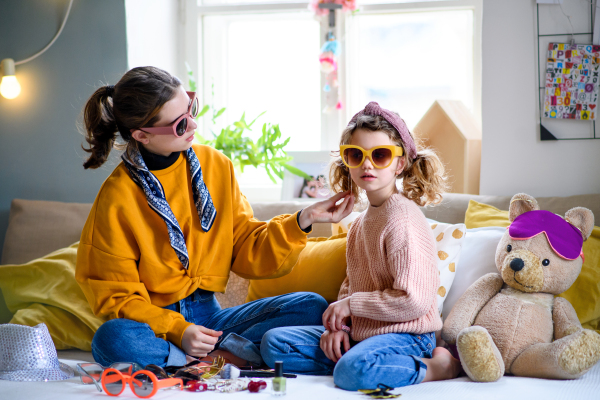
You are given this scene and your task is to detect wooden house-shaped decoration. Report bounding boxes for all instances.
[413,100,482,195]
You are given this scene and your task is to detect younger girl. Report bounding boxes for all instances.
[260,102,460,390]
[75,66,354,368]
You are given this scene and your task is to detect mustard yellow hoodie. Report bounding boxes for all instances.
[76,144,309,347]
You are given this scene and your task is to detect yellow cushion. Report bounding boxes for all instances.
[246,233,348,303]
[0,242,106,350]
[464,199,510,229]
[464,200,600,333]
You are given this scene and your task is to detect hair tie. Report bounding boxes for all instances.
[105,85,115,97]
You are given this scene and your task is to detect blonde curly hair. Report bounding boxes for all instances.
[328,113,448,207]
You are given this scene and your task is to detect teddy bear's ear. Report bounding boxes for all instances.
[509,193,539,222]
[565,207,595,240]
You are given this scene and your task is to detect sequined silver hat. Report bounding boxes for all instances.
[0,323,74,381]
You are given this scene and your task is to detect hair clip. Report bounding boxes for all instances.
[359,383,401,399]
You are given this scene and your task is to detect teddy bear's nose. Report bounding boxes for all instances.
[510,258,525,272]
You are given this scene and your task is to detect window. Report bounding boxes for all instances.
[202,12,321,151]
[346,8,475,129]
[190,0,481,200]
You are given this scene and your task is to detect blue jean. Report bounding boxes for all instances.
[261,326,435,391]
[92,290,328,368]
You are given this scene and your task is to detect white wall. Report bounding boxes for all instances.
[480,0,600,197]
[125,0,180,75]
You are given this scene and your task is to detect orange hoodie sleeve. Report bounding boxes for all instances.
[228,160,311,279]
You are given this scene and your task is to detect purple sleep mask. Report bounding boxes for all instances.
[509,210,584,261]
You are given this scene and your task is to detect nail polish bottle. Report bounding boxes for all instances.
[271,361,286,396]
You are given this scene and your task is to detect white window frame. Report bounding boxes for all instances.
[177,0,482,198]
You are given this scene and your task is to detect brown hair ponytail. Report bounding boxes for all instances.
[401,147,447,206]
[82,86,118,169]
[81,66,182,169]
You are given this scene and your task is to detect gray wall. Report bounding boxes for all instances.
[0,0,128,261]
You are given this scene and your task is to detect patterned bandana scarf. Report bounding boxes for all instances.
[122,146,217,269]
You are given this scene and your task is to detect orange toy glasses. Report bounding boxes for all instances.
[340,145,404,169]
[101,367,183,398]
[77,362,141,392]
[140,91,199,137]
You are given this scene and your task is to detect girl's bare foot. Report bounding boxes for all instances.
[421,347,461,382]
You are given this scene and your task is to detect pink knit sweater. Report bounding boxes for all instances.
[340,193,442,341]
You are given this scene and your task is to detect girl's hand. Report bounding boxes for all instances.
[322,297,352,332]
[298,191,355,230]
[320,329,351,363]
[181,325,222,358]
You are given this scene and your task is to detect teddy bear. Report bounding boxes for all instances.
[442,193,600,381]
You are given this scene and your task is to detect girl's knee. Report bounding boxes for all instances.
[333,353,369,390]
[260,328,289,368]
[92,319,151,365]
[293,292,328,316]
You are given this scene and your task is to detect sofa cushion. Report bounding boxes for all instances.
[1,199,92,265]
[0,242,106,350]
[464,200,510,229]
[246,233,348,303]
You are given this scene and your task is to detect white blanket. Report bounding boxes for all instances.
[0,350,598,399]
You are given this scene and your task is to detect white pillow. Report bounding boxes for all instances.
[333,214,466,317]
[441,226,505,321]
[431,222,466,317]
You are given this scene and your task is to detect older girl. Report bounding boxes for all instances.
[76,66,354,368]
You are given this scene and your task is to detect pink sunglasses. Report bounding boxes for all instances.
[140,91,199,137]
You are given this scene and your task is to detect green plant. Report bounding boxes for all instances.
[186,65,311,184]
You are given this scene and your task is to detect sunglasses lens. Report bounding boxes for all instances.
[144,364,169,379]
[176,117,187,136]
[371,148,393,167]
[111,363,135,375]
[131,372,154,398]
[343,148,364,167]
[79,363,103,384]
[191,97,199,118]
[103,370,124,396]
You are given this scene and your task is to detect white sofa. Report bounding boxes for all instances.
[1,194,599,399]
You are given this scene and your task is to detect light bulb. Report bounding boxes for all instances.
[0,75,21,99]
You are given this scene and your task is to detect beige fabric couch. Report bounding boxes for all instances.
[1,193,599,324]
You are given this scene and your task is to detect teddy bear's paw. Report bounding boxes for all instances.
[457,326,504,382]
[559,329,600,376]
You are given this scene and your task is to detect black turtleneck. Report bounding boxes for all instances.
[139,145,180,170]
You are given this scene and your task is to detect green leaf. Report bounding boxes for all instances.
[264,164,277,184]
[185,62,197,92]
[282,163,313,180]
[248,111,266,128]
[213,107,226,120]
[198,105,209,117]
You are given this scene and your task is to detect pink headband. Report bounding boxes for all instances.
[348,101,417,160]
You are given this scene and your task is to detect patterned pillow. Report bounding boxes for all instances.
[430,222,466,317]
[333,213,466,317]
